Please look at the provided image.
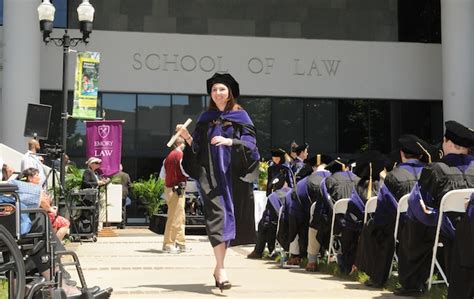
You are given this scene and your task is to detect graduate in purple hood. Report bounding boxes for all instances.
[395,120,474,297]
[177,73,259,292]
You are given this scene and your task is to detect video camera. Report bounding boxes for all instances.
[172,182,186,196]
[43,143,64,159]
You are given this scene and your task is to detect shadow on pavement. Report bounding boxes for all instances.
[137,283,232,296]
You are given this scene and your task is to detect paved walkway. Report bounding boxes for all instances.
[65,229,407,299]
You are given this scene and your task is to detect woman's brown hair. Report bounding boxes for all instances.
[21,167,39,182]
[208,87,242,112]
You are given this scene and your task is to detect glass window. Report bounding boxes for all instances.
[304,99,337,154]
[272,98,304,154]
[53,0,68,28]
[171,95,206,136]
[137,94,171,156]
[338,99,369,153]
[239,97,272,159]
[102,93,136,153]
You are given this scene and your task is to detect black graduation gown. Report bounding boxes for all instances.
[356,161,423,286]
[287,171,330,257]
[447,196,474,299]
[182,109,260,247]
[398,154,474,290]
[311,171,359,250]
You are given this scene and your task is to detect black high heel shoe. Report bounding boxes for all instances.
[213,274,232,292]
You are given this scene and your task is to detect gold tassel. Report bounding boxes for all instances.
[416,142,432,163]
[367,162,372,200]
[317,154,321,166]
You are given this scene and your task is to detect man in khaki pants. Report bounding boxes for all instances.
[162,137,188,253]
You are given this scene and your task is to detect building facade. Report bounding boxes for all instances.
[1,0,473,182]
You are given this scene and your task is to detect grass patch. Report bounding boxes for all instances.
[316,259,447,299]
[0,278,7,299]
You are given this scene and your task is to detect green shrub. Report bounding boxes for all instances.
[130,175,165,216]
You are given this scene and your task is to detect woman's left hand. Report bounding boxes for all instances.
[211,136,233,146]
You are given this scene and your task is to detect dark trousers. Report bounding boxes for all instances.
[254,220,277,255]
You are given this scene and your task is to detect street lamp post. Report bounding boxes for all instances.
[38,0,95,196]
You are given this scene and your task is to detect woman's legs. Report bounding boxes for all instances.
[56,227,69,241]
[213,242,229,282]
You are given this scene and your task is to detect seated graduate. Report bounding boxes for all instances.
[310,157,359,256]
[448,193,474,299]
[395,120,474,297]
[340,151,385,275]
[284,153,332,270]
[291,143,309,182]
[266,148,294,196]
[302,154,333,271]
[359,135,434,288]
[247,170,292,259]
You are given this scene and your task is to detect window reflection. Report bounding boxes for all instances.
[102,93,136,153]
[137,94,171,155]
[272,98,304,154]
[304,99,337,154]
[240,97,271,158]
[171,95,205,135]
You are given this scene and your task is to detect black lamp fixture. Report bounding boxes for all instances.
[37,0,95,199]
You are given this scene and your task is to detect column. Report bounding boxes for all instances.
[441,0,474,128]
[1,0,41,151]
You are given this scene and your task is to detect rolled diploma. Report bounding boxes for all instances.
[167,118,192,147]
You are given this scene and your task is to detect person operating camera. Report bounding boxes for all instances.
[161,136,189,253]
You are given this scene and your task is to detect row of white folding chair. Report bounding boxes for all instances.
[363,196,378,224]
[388,193,410,278]
[427,188,474,290]
[328,198,350,260]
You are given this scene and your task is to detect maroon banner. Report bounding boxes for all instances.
[86,120,123,176]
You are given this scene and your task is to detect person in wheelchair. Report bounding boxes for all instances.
[22,167,70,241]
[0,193,83,297]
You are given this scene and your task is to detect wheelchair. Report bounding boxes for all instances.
[0,183,113,298]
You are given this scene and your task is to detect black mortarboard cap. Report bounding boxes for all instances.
[398,134,438,163]
[444,120,474,148]
[306,154,333,167]
[271,148,287,158]
[325,157,346,173]
[294,143,309,154]
[206,73,240,98]
[353,150,386,181]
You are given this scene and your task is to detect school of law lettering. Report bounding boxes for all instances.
[132,53,341,77]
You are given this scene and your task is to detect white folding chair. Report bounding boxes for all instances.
[363,196,378,224]
[328,198,350,261]
[427,188,474,290]
[388,193,410,278]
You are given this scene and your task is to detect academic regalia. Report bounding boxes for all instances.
[276,187,295,251]
[182,109,260,247]
[266,162,294,196]
[398,154,474,291]
[287,171,331,258]
[312,170,359,250]
[252,187,291,256]
[448,194,474,299]
[356,160,424,286]
[341,151,385,274]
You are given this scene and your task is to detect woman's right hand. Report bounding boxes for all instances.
[176,124,191,140]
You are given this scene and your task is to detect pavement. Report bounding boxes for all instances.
[64,228,408,299]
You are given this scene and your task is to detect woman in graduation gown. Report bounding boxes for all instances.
[177,73,260,291]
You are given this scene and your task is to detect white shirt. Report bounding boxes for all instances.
[21,151,46,186]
